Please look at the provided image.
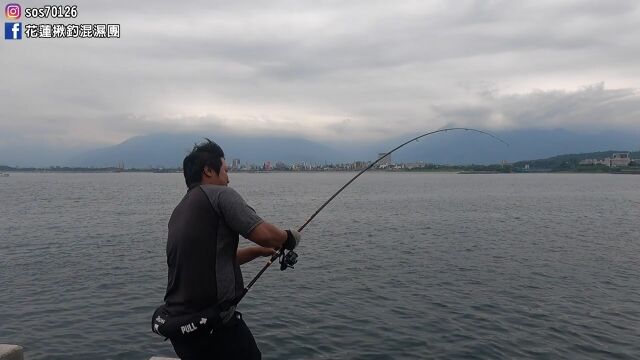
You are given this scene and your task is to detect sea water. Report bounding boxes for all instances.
[1,172,639,359]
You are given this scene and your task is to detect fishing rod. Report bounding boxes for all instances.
[236,127,509,305]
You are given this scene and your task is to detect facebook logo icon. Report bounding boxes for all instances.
[5,22,22,40]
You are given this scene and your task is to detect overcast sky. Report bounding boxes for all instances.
[2,0,639,149]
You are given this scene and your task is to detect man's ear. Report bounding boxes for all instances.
[203,166,215,178]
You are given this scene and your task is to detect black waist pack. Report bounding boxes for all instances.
[151,303,225,339]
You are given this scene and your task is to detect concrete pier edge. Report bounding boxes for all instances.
[0,345,23,360]
[0,344,178,360]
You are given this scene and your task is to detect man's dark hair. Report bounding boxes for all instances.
[183,138,225,189]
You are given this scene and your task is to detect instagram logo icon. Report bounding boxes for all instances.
[5,3,21,19]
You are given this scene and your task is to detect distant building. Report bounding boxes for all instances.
[579,158,608,166]
[404,162,426,169]
[263,161,272,171]
[610,153,631,167]
[579,153,631,167]
[232,159,241,170]
[352,161,369,170]
[377,152,391,168]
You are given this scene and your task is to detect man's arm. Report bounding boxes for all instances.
[237,246,276,265]
[247,222,288,249]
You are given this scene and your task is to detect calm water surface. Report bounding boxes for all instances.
[1,172,639,359]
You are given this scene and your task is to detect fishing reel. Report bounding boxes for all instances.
[279,249,298,271]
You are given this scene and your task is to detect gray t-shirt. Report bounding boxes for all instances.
[164,184,263,315]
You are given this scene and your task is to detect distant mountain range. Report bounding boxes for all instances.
[1,128,639,168]
[368,128,640,165]
[513,150,640,169]
[67,133,344,168]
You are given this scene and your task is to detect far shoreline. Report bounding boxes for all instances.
[2,169,639,175]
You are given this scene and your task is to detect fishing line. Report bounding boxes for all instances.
[236,127,509,305]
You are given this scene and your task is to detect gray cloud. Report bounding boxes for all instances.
[431,83,640,132]
[1,0,640,149]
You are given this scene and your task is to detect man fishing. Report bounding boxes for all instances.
[152,128,504,358]
[158,139,301,359]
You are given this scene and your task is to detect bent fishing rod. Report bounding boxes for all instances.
[236,127,509,305]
